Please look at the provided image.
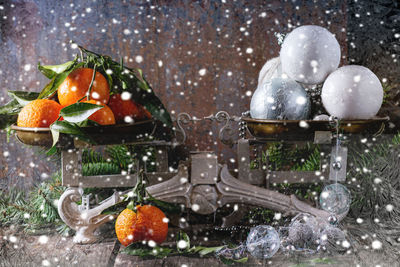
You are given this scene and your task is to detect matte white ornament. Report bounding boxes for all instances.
[258,57,283,87]
[321,65,383,119]
[280,25,341,85]
[313,114,330,121]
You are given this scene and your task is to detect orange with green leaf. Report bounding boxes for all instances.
[0,44,172,148]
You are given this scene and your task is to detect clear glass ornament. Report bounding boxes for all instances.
[320,183,351,215]
[246,225,280,259]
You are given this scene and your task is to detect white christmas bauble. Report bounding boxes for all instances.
[258,57,282,87]
[280,25,341,85]
[321,65,383,119]
[313,114,330,121]
[250,78,311,120]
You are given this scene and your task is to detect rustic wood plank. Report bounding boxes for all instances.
[0,230,117,267]
[114,253,164,267]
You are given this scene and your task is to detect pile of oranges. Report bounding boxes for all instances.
[17,68,168,246]
[115,205,169,246]
[17,68,151,128]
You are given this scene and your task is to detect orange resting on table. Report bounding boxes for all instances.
[17,99,62,128]
[57,68,110,107]
[84,100,115,125]
[115,205,168,246]
[108,93,152,123]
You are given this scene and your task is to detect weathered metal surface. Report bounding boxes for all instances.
[190,151,219,184]
[0,0,348,190]
[237,139,264,184]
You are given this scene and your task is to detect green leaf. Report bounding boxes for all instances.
[8,91,39,106]
[38,62,84,99]
[143,102,171,127]
[50,120,82,135]
[0,99,21,115]
[50,127,60,147]
[38,57,78,79]
[60,102,102,123]
[0,114,17,129]
[147,196,181,214]
[46,146,58,156]
[122,243,173,258]
[177,231,190,252]
[188,246,224,256]
[76,119,100,127]
[50,120,95,144]
[38,78,56,99]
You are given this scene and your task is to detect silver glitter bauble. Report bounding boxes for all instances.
[320,184,351,216]
[250,78,311,120]
[321,65,383,119]
[246,225,280,259]
[280,25,341,85]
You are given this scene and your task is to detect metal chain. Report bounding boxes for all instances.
[239,111,250,139]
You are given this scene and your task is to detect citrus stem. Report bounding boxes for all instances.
[86,65,97,101]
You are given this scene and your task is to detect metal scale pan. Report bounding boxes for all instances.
[11,119,157,148]
[243,116,389,141]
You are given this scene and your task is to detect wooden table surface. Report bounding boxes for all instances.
[0,226,396,267]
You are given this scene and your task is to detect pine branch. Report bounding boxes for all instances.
[105,145,134,170]
[82,162,121,176]
[82,148,106,164]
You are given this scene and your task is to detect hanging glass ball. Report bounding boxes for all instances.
[321,65,383,119]
[288,213,319,247]
[318,225,348,252]
[250,78,311,120]
[246,225,280,259]
[320,184,351,215]
[280,25,341,85]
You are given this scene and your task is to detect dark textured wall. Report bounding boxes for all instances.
[0,0,350,190]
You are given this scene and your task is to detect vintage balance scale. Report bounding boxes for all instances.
[11,113,387,243]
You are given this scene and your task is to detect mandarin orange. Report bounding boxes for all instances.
[17,99,62,128]
[57,68,110,107]
[115,205,168,247]
[137,205,168,244]
[84,100,115,125]
[108,93,151,123]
